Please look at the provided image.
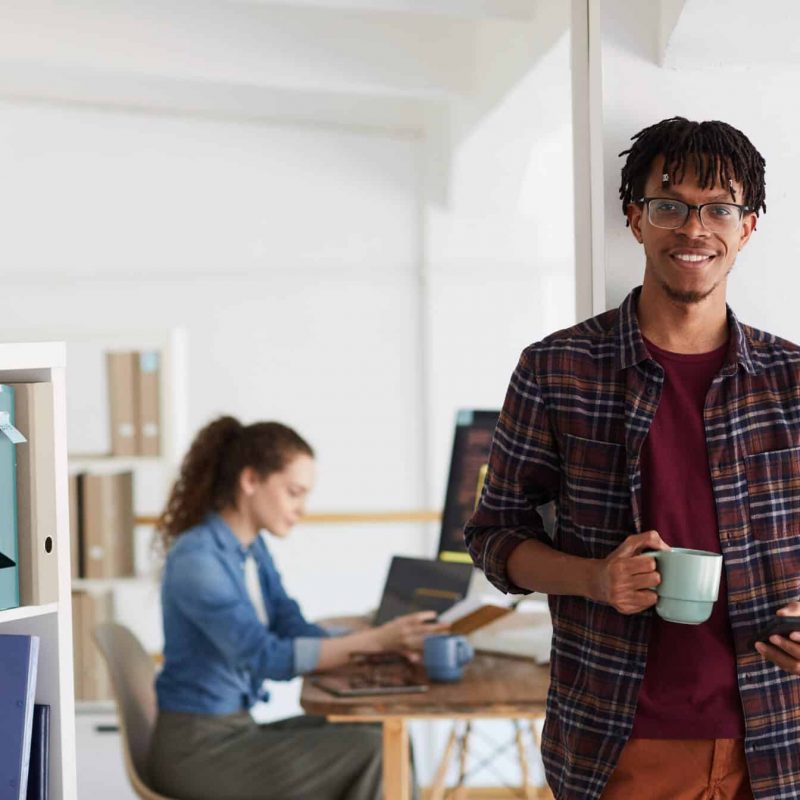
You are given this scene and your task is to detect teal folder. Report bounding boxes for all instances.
[0,384,21,610]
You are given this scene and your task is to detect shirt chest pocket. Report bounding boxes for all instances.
[563,434,631,533]
[745,446,800,540]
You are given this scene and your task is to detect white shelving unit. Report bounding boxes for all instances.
[59,328,187,706]
[0,341,77,800]
[0,327,189,712]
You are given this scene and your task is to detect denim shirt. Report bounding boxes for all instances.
[155,513,328,714]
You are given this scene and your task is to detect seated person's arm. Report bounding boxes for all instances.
[169,549,308,681]
[315,611,448,672]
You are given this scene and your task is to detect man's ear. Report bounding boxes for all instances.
[627,202,644,243]
[738,211,757,251]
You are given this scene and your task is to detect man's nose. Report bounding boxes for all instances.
[677,207,709,236]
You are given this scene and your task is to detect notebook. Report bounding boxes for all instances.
[0,634,40,800]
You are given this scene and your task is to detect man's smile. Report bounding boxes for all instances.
[668,249,718,268]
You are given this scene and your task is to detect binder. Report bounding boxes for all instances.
[106,352,139,456]
[68,473,81,581]
[26,704,50,800]
[0,384,24,611]
[11,383,58,606]
[137,351,161,456]
[81,471,134,579]
[0,634,40,800]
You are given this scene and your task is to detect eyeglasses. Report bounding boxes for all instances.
[637,197,751,233]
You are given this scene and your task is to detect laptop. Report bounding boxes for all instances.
[372,555,473,626]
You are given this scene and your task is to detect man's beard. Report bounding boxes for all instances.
[659,280,718,304]
[659,266,732,305]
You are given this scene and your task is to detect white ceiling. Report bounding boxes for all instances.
[662,0,800,68]
[0,0,548,131]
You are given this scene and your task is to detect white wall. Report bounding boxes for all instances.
[601,0,800,345]
[0,100,427,650]
[425,1,575,506]
[0,1,574,787]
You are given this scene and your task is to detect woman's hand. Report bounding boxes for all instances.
[376,611,449,651]
[315,610,450,671]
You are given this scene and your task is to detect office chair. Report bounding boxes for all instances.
[93,622,178,800]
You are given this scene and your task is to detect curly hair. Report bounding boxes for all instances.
[155,416,314,553]
[619,116,766,220]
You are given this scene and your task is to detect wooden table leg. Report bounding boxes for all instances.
[429,724,458,800]
[382,718,410,800]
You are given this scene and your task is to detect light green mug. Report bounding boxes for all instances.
[643,547,723,625]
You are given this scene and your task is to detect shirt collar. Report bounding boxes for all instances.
[614,286,760,376]
[206,512,258,559]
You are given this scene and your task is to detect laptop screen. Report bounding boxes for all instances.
[373,556,473,626]
[437,409,500,563]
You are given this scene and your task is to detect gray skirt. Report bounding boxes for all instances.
[148,710,389,800]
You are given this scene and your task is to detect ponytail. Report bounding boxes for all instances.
[155,416,313,553]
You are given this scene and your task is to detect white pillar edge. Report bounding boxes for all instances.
[571,0,606,318]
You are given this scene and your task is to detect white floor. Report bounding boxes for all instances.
[75,704,546,797]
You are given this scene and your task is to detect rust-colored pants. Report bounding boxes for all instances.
[600,738,754,800]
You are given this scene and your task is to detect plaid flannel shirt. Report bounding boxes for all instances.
[465,287,800,800]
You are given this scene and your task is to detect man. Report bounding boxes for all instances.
[465,117,800,800]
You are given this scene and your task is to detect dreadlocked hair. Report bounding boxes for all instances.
[619,116,766,221]
[155,415,314,554]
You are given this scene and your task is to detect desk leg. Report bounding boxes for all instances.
[382,718,410,800]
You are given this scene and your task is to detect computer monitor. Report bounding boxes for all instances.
[437,409,500,563]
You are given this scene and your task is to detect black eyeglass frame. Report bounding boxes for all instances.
[635,196,753,230]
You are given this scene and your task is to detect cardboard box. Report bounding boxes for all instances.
[137,351,161,457]
[81,471,134,579]
[72,590,113,701]
[106,352,139,456]
[71,590,84,699]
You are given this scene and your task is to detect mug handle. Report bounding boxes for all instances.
[456,639,474,666]
[641,549,664,593]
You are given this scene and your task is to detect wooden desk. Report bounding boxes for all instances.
[301,653,551,800]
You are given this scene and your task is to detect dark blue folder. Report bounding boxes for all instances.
[26,704,49,800]
[0,635,40,800]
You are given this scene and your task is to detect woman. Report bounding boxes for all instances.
[149,416,444,800]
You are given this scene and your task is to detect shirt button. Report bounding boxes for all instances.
[646,386,656,397]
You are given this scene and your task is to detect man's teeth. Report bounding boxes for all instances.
[674,254,712,262]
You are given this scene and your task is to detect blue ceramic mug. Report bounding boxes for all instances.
[423,634,474,682]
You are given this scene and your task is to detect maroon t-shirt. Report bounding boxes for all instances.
[630,336,745,739]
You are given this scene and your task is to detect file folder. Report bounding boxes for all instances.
[0,384,23,610]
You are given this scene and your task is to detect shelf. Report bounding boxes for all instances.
[0,602,58,625]
[69,453,164,463]
[76,700,117,715]
[72,575,157,590]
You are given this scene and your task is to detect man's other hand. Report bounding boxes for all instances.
[755,601,800,675]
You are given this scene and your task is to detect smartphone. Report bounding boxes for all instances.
[752,615,800,647]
